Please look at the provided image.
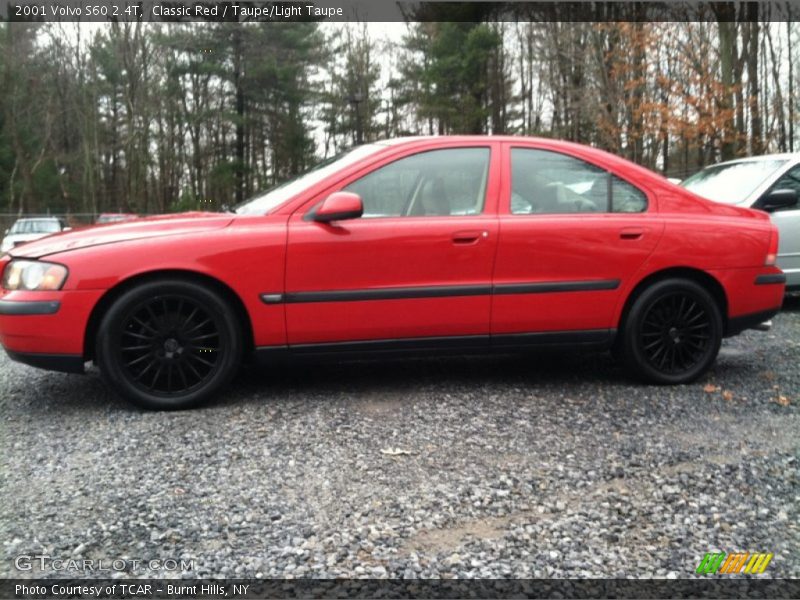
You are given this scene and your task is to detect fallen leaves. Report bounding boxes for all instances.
[703,382,793,407]
[759,370,777,381]
[773,395,791,407]
[380,447,413,457]
[702,384,736,402]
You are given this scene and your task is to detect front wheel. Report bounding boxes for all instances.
[96,280,242,410]
[622,278,723,384]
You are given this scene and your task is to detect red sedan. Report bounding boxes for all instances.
[0,137,786,409]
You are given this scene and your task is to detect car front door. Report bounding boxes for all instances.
[754,163,800,289]
[491,144,664,343]
[283,144,500,349]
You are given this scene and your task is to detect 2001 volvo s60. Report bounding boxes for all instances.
[0,137,786,409]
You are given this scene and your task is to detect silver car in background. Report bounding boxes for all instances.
[681,154,800,291]
[1,217,69,254]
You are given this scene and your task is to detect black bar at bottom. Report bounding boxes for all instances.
[4,350,85,374]
[3,578,800,599]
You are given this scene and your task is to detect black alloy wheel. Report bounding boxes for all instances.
[96,280,242,410]
[623,278,722,384]
[119,295,222,394]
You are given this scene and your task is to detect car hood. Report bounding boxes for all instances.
[7,212,235,259]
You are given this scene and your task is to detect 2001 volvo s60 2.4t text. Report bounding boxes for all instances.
[0,137,786,409]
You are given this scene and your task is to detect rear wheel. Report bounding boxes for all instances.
[623,278,722,384]
[96,280,242,410]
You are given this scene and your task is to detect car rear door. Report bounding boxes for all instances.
[283,142,500,348]
[491,143,664,342]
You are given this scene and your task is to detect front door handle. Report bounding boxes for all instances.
[620,227,645,240]
[452,230,488,245]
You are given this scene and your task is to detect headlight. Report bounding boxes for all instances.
[2,260,68,291]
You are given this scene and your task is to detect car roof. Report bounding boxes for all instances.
[14,217,61,222]
[713,153,800,166]
[373,135,616,146]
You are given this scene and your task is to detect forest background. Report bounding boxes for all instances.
[1,4,796,221]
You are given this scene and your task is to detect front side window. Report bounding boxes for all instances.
[344,148,491,218]
[510,148,647,214]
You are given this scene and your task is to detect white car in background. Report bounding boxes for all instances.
[681,154,800,291]
[1,217,70,254]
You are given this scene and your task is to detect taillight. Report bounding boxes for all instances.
[765,227,779,266]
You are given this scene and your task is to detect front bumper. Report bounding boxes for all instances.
[0,289,104,363]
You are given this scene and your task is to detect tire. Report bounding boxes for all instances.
[622,278,723,384]
[96,279,242,410]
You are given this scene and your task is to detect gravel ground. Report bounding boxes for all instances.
[1,297,798,580]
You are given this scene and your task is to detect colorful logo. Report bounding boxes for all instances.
[696,552,773,575]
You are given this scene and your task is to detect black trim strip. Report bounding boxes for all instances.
[254,329,615,363]
[260,294,284,304]
[492,329,613,347]
[260,279,620,305]
[280,284,492,304]
[0,300,60,315]
[493,280,619,295]
[4,349,84,373]
[290,334,489,355]
[754,273,786,285]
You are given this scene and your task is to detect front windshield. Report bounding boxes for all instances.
[10,219,60,234]
[681,159,788,204]
[235,144,383,215]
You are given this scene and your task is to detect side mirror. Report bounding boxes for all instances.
[760,188,798,212]
[314,192,363,223]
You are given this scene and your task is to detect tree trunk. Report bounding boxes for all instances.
[715,4,737,160]
[233,27,246,206]
[746,8,763,154]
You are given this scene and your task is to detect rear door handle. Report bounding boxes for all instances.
[620,228,645,240]
[452,230,487,245]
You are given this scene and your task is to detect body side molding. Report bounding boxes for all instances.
[259,279,620,305]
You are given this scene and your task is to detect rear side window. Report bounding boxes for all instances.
[344,147,491,218]
[611,176,647,213]
[510,148,647,214]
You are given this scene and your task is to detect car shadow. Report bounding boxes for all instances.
[782,293,800,312]
[225,349,629,407]
[9,348,630,416]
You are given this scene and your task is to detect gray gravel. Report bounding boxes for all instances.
[1,297,798,580]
